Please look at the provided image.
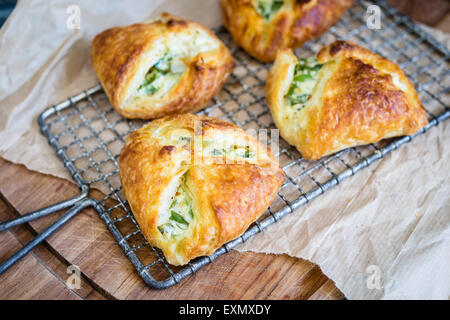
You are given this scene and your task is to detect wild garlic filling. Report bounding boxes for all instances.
[285,57,323,111]
[158,176,193,238]
[211,145,254,159]
[255,0,284,20]
[138,53,186,96]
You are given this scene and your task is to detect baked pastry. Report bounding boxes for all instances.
[119,114,285,265]
[91,13,234,119]
[220,0,354,62]
[266,40,428,160]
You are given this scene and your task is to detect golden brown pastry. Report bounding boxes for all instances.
[220,0,354,62]
[119,114,285,265]
[266,40,428,160]
[91,13,234,119]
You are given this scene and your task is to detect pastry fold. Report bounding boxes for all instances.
[266,40,428,160]
[92,13,234,119]
[119,114,285,265]
[220,0,354,62]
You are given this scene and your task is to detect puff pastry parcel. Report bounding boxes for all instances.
[119,114,285,265]
[220,0,354,62]
[266,41,428,160]
[91,13,234,119]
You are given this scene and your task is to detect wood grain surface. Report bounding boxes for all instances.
[0,1,448,300]
[0,158,344,300]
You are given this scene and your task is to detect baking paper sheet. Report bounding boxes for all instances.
[0,0,448,299]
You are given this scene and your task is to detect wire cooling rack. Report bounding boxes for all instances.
[32,0,450,289]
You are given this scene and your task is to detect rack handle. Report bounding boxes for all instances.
[0,193,87,232]
[0,198,96,275]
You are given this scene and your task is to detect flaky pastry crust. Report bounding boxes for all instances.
[220,0,354,62]
[92,13,234,119]
[266,41,428,160]
[119,114,285,265]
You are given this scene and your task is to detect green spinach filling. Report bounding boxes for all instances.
[256,0,284,20]
[158,176,193,237]
[138,53,186,96]
[211,145,253,159]
[138,54,172,95]
[285,58,323,111]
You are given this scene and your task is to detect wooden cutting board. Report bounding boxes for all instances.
[0,158,344,299]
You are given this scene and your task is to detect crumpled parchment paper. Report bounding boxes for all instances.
[0,0,448,300]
